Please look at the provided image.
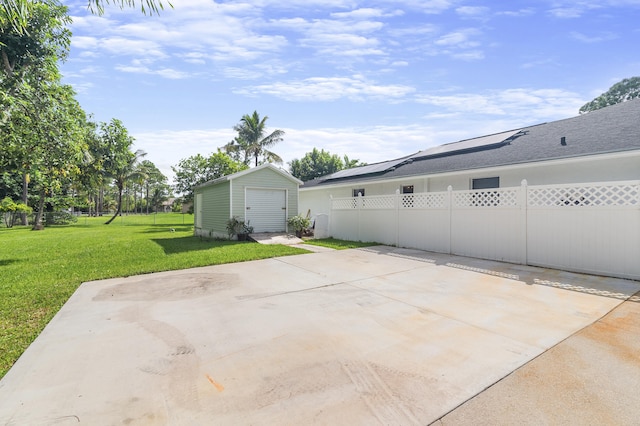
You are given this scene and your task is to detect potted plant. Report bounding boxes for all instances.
[226,216,253,241]
[238,221,254,241]
[287,214,311,238]
[226,216,242,240]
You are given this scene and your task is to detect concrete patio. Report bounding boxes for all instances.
[0,246,638,425]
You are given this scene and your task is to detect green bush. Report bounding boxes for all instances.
[43,211,78,226]
[287,214,311,232]
[0,197,32,228]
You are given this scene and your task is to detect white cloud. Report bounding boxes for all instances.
[115,64,190,79]
[234,75,415,101]
[544,0,640,18]
[394,0,457,14]
[435,28,481,48]
[455,6,490,18]
[570,31,618,43]
[415,88,584,122]
[331,8,405,19]
[497,8,536,17]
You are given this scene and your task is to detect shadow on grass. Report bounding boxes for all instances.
[152,236,239,254]
[142,226,193,234]
[0,259,18,267]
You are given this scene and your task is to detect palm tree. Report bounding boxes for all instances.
[104,149,146,224]
[229,111,284,167]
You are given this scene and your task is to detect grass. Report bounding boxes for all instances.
[303,237,378,250]
[0,213,308,379]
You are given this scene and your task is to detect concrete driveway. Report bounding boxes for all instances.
[1,246,638,425]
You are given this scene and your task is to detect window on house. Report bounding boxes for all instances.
[401,185,414,208]
[471,177,500,206]
[351,188,365,208]
[471,177,499,190]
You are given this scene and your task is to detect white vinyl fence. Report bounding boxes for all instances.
[330,180,640,280]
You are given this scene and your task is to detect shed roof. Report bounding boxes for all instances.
[302,99,640,188]
[196,163,303,190]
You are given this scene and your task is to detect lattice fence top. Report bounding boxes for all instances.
[528,182,640,207]
[362,195,395,209]
[332,198,358,210]
[453,188,518,208]
[330,181,639,210]
[401,192,446,209]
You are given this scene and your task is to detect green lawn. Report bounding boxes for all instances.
[0,213,308,378]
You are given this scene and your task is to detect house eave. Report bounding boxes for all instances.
[300,149,640,191]
[195,163,303,191]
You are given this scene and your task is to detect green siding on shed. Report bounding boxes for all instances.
[193,164,301,238]
[195,180,230,236]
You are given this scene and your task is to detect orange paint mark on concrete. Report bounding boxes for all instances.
[206,375,224,392]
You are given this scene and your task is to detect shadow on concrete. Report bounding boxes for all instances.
[357,246,640,303]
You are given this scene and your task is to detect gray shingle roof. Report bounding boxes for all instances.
[302,99,640,188]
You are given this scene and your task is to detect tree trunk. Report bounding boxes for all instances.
[32,189,46,230]
[145,183,150,214]
[105,185,123,224]
[97,186,104,216]
[133,184,137,214]
[21,173,29,225]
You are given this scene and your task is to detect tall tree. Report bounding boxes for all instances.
[75,117,106,217]
[138,159,166,214]
[1,0,71,128]
[225,111,284,167]
[579,77,640,114]
[1,0,73,227]
[2,78,89,230]
[289,148,365,182]
[172,152,247,206]
[99,119,145,224]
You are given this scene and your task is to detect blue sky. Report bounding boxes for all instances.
[60,0,640,183]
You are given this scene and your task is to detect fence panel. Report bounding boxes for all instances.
[450,188,522,263]
[398,209,450,253]
[329,181,639,280]
[329,208,360,241]
[526,181,640,279]
[359,209,397,245]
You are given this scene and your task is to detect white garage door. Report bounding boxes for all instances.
[246,189,286,232]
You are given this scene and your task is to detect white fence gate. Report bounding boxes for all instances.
[330,180,640,280]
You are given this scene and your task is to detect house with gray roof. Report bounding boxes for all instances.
[299,99,640,280]
[300,98,640,218]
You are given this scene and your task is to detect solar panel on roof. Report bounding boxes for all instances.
[411,129,522,160]
[323,156,412,180]
[320,129,521,182]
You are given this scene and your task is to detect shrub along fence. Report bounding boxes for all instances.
[330,179,640,280]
